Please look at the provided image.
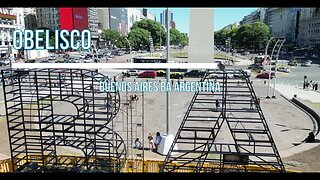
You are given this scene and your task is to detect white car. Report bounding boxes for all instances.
[234,69,251,78]
[48,55,56,60]
[301,62,311,67]
[277,67,290,73]
[126,70,139,76]
[83,59,93,63]
[208,70,234,79]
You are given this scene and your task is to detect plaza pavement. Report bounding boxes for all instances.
[0,75,318,165]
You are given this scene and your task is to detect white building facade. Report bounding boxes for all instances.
[127,8,144,32]
[0,8,25,59]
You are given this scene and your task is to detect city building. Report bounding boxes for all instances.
[88,8,99,39]
[23,8,37,30]
[170,21,176,29]
[222,22,239,30]
[142,8,156,21]
[109,8,128,36]
[0,8,25,59]
[160,9,173,26]
[36,8,60,30]
[97,8,109,31]
[265,8,300,44]
[240,8,266,25]
[298,8,320,47]
[127,8,144,32]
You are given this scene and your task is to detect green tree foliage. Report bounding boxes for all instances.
[101,29,121,48]
[214,28,232,46]
[235,22,271,50]
[180,33,188,48]
[170,28,184,46]
[128,28,151,50]
[131,19,166,46]
[215,21,271,51]
[115,36,129,49]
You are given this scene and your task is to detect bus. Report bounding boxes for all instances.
[133,57,167,63]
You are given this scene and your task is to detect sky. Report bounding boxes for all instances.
[146,8,258,33]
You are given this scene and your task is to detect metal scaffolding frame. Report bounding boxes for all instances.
[161,69,286,173]
[1,68,126,172]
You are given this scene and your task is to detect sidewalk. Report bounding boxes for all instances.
[273,83,320,103]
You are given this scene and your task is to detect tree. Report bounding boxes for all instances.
[116,36,129,49]
[170,28,184,46]
[101,29,121,49]
[214,28,232,46]
[131,19,166,46]
[180,33,188,48]
[234,22,271,51]
[251,21,271,51]
[128,28,151,50]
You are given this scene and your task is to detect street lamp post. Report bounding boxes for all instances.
[225,37,231,62]
[266,37,276,99]
[272,39,286,98]
[124,37,132,63]
[166,7,170,135]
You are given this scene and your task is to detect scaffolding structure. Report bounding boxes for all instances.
[161,69,286,173]
[1,68,126,172]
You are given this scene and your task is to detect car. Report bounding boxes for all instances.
[301,62,311,67]
[138,70,157,78]
[256,71,275,79]
[40,59,49,63]
[25,59,35,63]
[170,72,184,79]
[156,70,166,77]
[277,67,290,73]
[184,70,206,77]
[288,60,298,66]
[83,59,93,63]
[234,69,251,78]
[207,70,234,79]
[48,55,56,60]
[0,60,10,66]
[126,70,139,76]
[248,64,264,71]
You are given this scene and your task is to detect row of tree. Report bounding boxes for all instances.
[101,19,188,50]
[214,22,272,52]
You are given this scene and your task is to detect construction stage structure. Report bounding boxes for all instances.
[161,69,286,173]
[1,68,287,173]
[1,68,126,172]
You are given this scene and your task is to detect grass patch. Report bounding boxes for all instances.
[144,52,236,60]
[214,52,235,61]
[307,101,320,110]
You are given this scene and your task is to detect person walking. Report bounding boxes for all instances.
[154,132,162,152]
[215,99,220,111]
[148,133,154,151]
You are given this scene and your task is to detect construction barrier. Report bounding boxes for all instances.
[0,155,298,173]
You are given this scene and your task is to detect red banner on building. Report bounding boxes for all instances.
[60,8,88,31]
